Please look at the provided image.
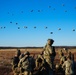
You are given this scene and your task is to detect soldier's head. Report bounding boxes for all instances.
[24,51,30,56]
[47,39,54,45]
[63,48,68,53]
[15,49,21,57]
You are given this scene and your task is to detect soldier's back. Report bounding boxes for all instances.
[60,56,66,63]
[63,59,74,75]
[12,56,19,69]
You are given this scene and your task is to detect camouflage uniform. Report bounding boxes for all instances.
[67,51,74,61]
[34,54,47,75]
[62,56,75,75]
[18,51,35,75]
[59,50,64,59]
[12,49,21,75]
[71,54,74,61]
[63,48,68,53]
[35,54,45,69]
[43,39,56,75]
[59,52,66,65]
[19,54,25,59]
[16,49,21,57]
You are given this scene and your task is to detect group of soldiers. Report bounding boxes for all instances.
[57,48,75,75]
[12,39,75,75]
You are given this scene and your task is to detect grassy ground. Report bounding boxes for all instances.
[0,48,76,75]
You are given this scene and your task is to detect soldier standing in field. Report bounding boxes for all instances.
[62,56,75,75]
[43,39,56,75]
[60,52,66,65]
[12,49,21,75]
[35,54,44,69]
[67,51,74,61]
[34,52,47,75]
[59,50,64,59]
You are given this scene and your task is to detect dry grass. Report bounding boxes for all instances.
[0,48,76,75]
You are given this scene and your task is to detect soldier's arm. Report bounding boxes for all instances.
[21,55,28,62]
[40,55,44,60]
[62,62,66,69]
[12,57,16,65]
[35,59,38,68]
[48,47,53,55]
[18,59,22,67]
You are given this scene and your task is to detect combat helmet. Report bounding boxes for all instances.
[47,39,54,45]
[16,49,21,57]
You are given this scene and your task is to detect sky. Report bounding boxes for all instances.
[0,0,76,47]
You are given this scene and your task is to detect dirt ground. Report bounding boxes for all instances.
[0,48,76,75]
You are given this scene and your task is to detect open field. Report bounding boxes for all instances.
[0,46,76,75]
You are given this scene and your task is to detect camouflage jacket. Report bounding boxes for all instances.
[18,56,35,71]
[12,56,20,70]
[43,44,56,58]
[62,59,74,75]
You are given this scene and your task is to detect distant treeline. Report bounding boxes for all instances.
[0,46,76,49]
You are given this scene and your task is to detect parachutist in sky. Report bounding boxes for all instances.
[31,10,34,12]
[10,22,12,23]
[58,28,61,30]
[62,4,65,6]
[1,27,2,29]
[50,32,53,34]
[18,27,20,29]
[4,27,6,29]
[34,26,36,28]
[64,10,67,12]
[49,6,51,8]
[38,10,41,12]
[45,27,48,29]
[72,29,75,31]
[24,26,28,28]
[8,12,9,14]
[16,23,18,25]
